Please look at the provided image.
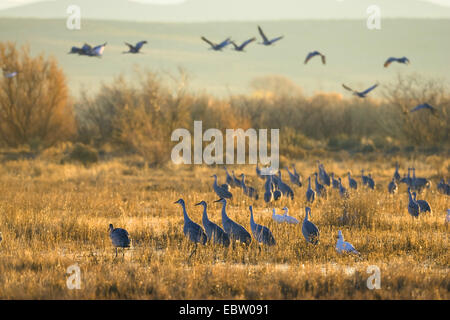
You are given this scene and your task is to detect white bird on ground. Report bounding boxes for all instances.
[336,230,359,255]
[282,207,299,224]
[272,208,285,223]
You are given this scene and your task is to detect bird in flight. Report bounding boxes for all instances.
[410,103,437,114]
[304,51,326,65]
[384,56,410,68]
[230,38,256,52]
[258,26,284,46]
[342,83,379,98]
[123,41,147,54]
[201,37,231,51]
[69,42,107,57]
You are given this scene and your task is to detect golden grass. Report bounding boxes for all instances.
[0,156,448,299]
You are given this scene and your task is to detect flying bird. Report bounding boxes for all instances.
[257,26,284,46]
[342,83,378,98]
[304,51,326,65]
[230,38,256,52]
[410,103,437,114]
[384,56,410,68]
[69,42,107,57]
[201,37,231,51]
[123,41,147,54]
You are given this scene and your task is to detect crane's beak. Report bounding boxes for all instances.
[214,198,224,203]
[194,202,202,206]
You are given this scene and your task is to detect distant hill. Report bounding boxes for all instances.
[1,0,450,21]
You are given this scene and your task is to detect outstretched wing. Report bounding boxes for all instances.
[342,84,355,93]
[217,38,231,49]
[410,103,436,113]
[124,42,135,50]
[201,36,216,48]
[240,37,256,49]
[384,57,396,68]
[135,41,147,51]
[270,36,284,44]
[92,43,106,56]
[321,54,326,65]
[81,43,92,54]
[361,83,378,95]
[304,52,316,64]
[258,26,269,42]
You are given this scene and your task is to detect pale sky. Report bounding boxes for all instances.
[1,0,450,10]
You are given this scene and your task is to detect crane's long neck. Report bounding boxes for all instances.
[249,206,255,226]
[181,203,190,222]
[304,209,309,221]
[221,201,229,221]
[308,177,311,189]
[201,205,208,223]
[283,208,288,216]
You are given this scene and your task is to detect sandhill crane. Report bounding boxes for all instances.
[231,38,256,52]
[215,198,251,245]
[224,166,235,187]
[384,56,410,68]
[282,207,299,224]
[3,70,17,78]
[331,173,340,189]
[257,26,283,46]
[240,174,259,200]
[437,179,450,195]
[273,172,294,200]
[338,178,349,199]
[411,168,430,192]
[292,164,301,180]
[361,169,369,187]
[123,41,147,53]
[232,171,243,188]
[264,175,274,203]
[412,192,432,213]
[446,209,450,224]
[318,162,331,186]
[347,172,358,190]
[273,189,283,201]
[272,208,285,223]
[400,168,412,187]
[342,83,378,98]
[388,178,398,194]
[69,42,107,57]
[393,162,401,182]
[314,172,326,198]
[306,176,316,203]
[212,174,233,199]
[367,174,375,190]
[174,199,207,245]
[407,188,420,218]
[109,224,131,257]
[201,36,231,51]
[302,207,319,245]
[195,201,230,247]
[336,230,359,255]
[286,167,302,187]
[410,103,436,114]
[249,206,276,246]
[304,51,326,65]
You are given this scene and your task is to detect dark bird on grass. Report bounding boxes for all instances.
[338,178,349,199]
[388,178,398,194]
[123,41,147,53]
[342,83,378,98]
[224,166,235,187]
[407,188,420,218]
[257,26,284,46]
[437,179,450,196]
[410,103,436,114]
[304,51,326,65]
[240,174,259,200]
[331,173,340,189]
[347,172,358,190]
[302,207,320,245]
[195,201,230,247]
[412,192,432,213]
[201,36,231,51]
[231,38,256,51]
[393,162,401,182]
[249,206,276,246]
[215,198,251,245]
[384,56,410,68]
[212,174,233,199]
[175,199,207,245]
[286,166,302,187]
[109,224,131,257]
[314,172,327,198]
[306,176,316,203]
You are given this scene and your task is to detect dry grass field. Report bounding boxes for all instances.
[0,153,448,300]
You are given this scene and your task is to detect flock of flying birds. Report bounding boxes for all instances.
[108,162,450,258]
[1,25,439,114]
